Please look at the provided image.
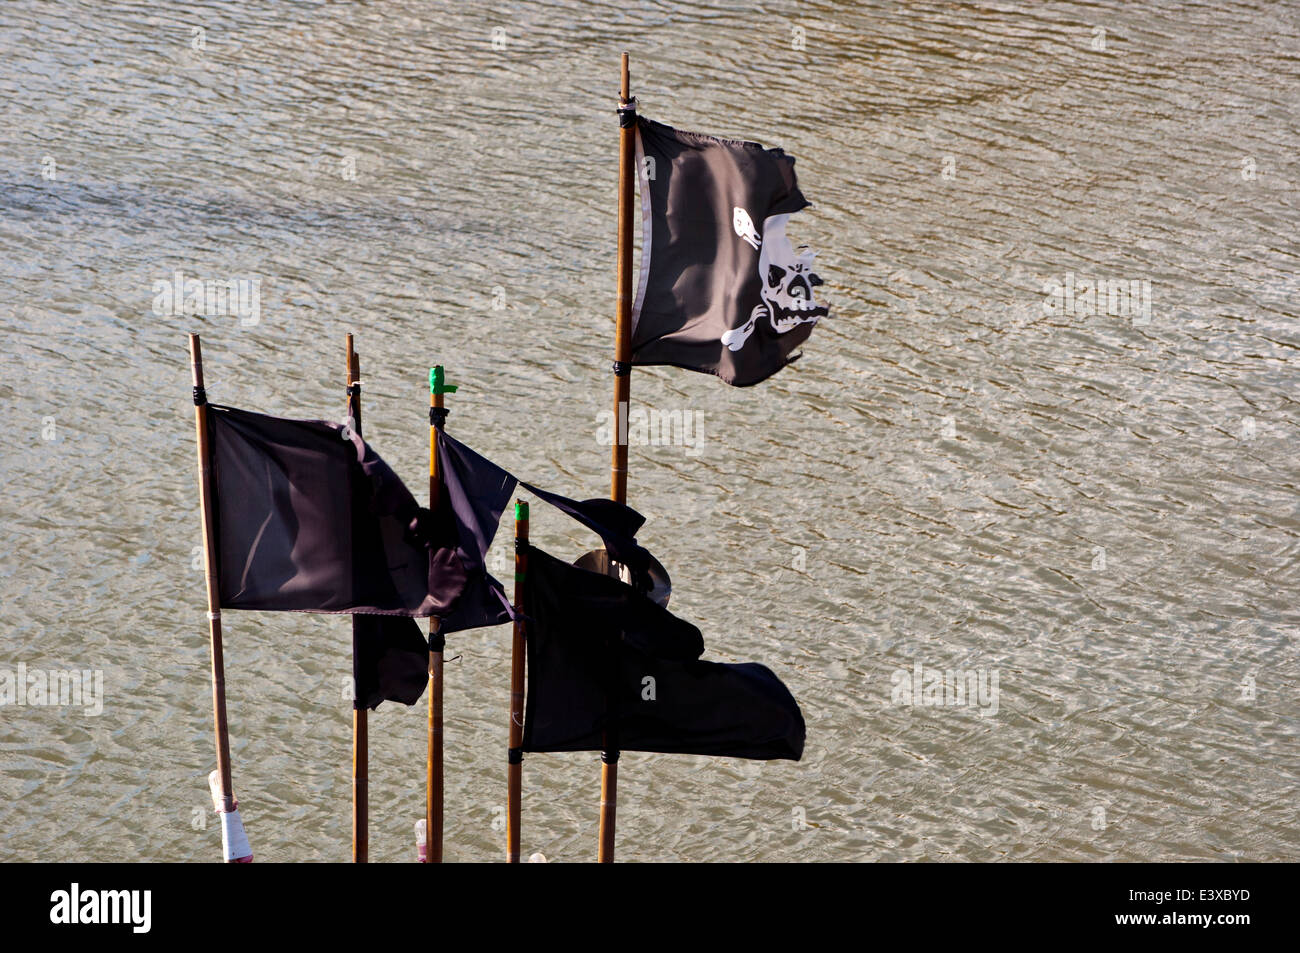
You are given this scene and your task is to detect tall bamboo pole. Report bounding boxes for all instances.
[188,333,248,862]
[601,50,636,864]
[347,335,368,863]
[425,365,454,862]
[506,500,529,862]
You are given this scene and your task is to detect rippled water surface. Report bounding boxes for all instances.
[1,1,1297,862]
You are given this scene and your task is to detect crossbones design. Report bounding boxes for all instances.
[733,207,762,250]
[721,210,828,352]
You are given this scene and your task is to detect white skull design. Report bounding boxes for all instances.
[721,212,828,352]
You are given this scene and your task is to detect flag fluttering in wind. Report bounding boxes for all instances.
[208,404,462,616]
[352,614,429,710]
[208,403,661,628]
[208,406,671,709]
[208,406,525,709]
[435,430,518,633]
[519,480,656,590]
[435,431,663,631]
[631,116,830,387]
[520,546,805,761]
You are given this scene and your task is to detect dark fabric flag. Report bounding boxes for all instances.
[352,614,428,709]
[207,404,462,616]
[519,480,654,590]
[436,430,518,633]
[436,436,665,627]
[521,546,804,761]
[631,116,830,387]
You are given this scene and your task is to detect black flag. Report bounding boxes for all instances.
[352,428,522,707]
[521,546,804,761]
[631,116,829,387]
[352,614,428,710]
[519,480,655,590]
[207,404,462,617]
[437,431,664,625]
[436,430,518,633]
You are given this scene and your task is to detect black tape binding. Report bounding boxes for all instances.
[346,384,360,397]
[514,537,527,552]
[601,750,620,765]
[192,386,207,406]
[429,406,449,428]
[618,98,638,128]
[612,360,631,377]
[428,630,446,653]
[507,747,523,765]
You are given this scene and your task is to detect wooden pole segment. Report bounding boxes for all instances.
[425,365,455,862]
[426,635,443,863]
[600,49,637,864]
[507,500,529,862]
[610,50,635,506]
[188,333,250,862]
[347,335,369,864]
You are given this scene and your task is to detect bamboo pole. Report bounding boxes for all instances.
[506,500,529,862]
[600,50,636,864]
[188,333,246,862]
[425,365,453,862]
[347,335,368,863]
[610,53,634,503]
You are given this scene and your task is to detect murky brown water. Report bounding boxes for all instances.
[1,1,1297,862]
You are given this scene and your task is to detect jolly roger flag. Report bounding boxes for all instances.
[632,116,830,387]
[521,546,805,761]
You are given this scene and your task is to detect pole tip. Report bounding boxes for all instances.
[429,365,458,395]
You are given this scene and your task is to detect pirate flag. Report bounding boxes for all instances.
[521,546,805,761]
[632,116,830,387]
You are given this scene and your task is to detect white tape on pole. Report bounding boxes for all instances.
[221,808,253,863]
